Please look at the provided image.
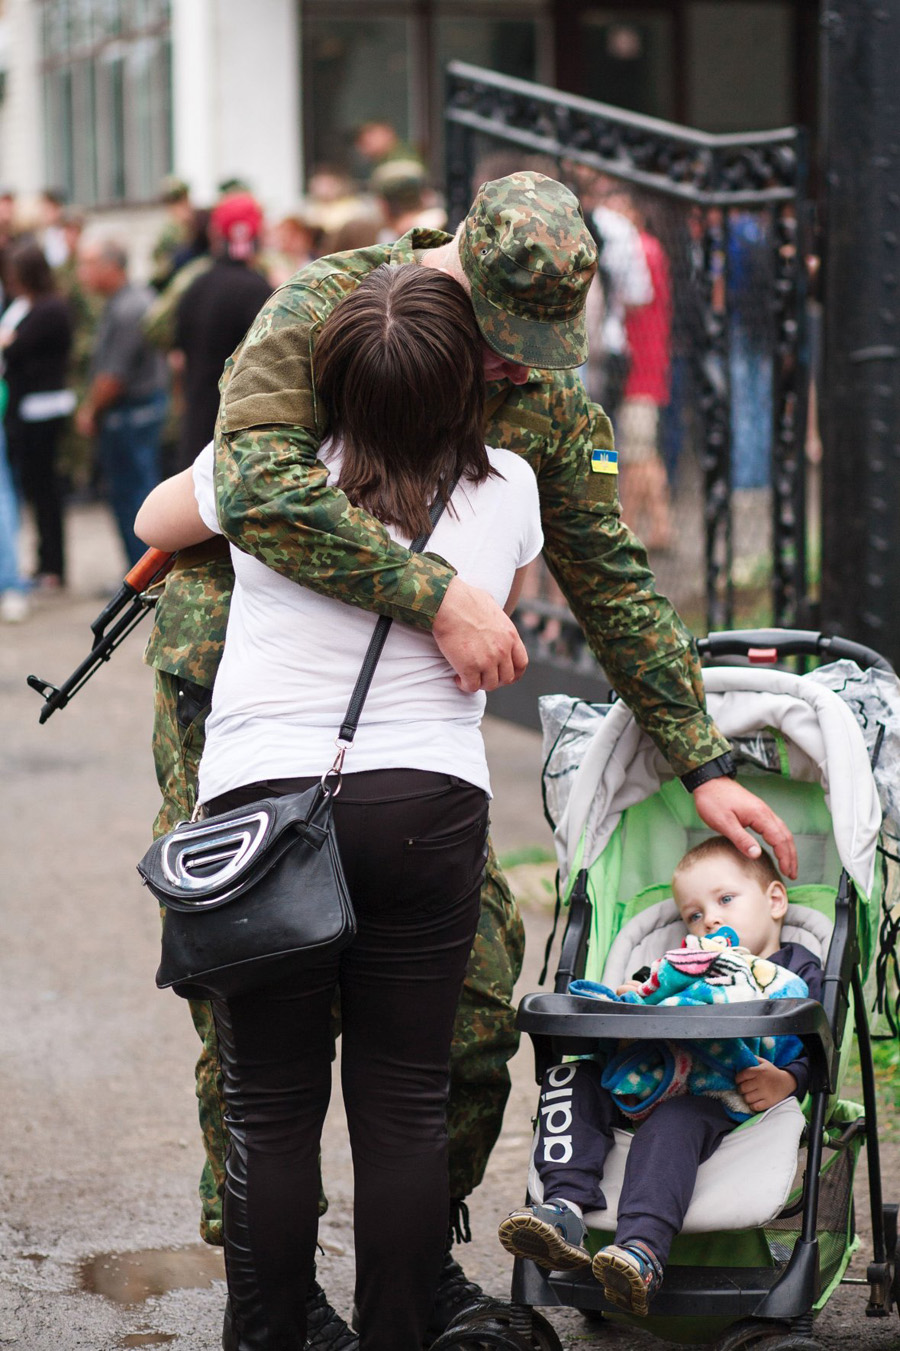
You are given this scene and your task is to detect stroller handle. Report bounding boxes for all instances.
[698,628,895,674]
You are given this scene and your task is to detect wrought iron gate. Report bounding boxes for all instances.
[444,62,811,719]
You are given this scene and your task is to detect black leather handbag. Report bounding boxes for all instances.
[138,781,353,1000]
[138,493,450,1002]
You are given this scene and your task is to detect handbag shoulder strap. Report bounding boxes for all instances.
[336,484,456,748]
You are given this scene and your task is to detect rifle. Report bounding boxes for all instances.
[27,547,175,723]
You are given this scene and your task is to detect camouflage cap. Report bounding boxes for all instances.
[159,174,190,203]
[459,172,597,370]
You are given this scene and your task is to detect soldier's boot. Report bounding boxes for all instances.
[222,1270,357,1351]
[423,1245,486,1342]
[304,1280,359,1350]
[422,1201,504,1342]
[221,1298,299,1351]
[348,1202,486,1341]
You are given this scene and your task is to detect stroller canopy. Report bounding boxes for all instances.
[555,666,883,899]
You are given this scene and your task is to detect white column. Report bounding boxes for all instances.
[170,0,219,205]
[0,0,44,199]
[212,0,302,214]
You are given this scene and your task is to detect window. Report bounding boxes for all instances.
[301,0,546,182]
[39,0,172,206]
[575,8,676,121]
[687,2,792,132]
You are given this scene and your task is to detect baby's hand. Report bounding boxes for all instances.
[735,1059,797,1113]
[615,979,645,995]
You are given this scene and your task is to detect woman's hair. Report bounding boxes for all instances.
[313,263,491,539]
[9,239,57,296]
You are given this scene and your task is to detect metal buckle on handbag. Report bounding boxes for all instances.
[321,738,351,798]
[139,788,332,913]
[160,809,272,901]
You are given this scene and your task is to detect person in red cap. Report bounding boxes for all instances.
[171,193,271,469]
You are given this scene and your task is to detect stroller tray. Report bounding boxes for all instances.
[517,992,835,1088]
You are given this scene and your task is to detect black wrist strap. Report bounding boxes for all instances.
[337,487,454,747]
[680,750,737,793]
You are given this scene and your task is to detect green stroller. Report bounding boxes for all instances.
[436,631,900,1351]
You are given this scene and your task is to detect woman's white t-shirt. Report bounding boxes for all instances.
[193,442,543,802]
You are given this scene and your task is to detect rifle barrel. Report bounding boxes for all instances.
[29,547,176,721]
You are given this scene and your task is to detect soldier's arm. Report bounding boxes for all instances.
[536,382,797,876]
[216,420,456,630]
[212,278,454,628]
[213,280,525,685]
[537,382,731,779]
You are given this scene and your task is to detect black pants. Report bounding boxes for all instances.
[535,1061,733,1265]
[208,769,489,1351]
[7,415,67,580]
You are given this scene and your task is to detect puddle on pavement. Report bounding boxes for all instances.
[80,1245,225,1306]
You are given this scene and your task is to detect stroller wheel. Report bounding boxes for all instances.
[885,1201,900,1316]
[427,1300,563,1351]
[715,1321,791,1350]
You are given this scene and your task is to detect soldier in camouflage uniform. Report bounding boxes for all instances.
[145,173,795,1349]
[151,176,195,291]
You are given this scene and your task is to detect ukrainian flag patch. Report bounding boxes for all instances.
[591,448,618,475]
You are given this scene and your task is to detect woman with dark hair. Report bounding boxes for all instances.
[135,263,543,1351]
[1,239,74,587]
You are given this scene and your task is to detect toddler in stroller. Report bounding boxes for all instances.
[499,835,824,1317]
[435,638,900,1351]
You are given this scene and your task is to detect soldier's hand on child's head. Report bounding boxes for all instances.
[735,1058,798,1113]
[691,778,798,879]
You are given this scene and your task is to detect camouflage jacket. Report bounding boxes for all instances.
[145,229,730,777]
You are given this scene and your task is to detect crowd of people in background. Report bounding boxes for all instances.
[0,119,783,626]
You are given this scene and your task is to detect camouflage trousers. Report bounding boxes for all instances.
[152,669,525,1246]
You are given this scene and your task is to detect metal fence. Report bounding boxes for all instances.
[445,62,812,714]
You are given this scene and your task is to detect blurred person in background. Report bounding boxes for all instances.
[76,235,168,567]
[371,159,446,243]
[218,176,253,197]
[322,214,382,254]
[145,208,214,478]
[169,206,213,278]
[609,190,673,551]
[38,188,69,269]
[352,119,423,185]
[2,239,74,590]
[578,171,653,424]
[661,204,705,490]
[267,205,321,288]
[55,208,104,499]
[144,210,214,354]
[0,405,29,622]
[171,192,272,470]
[727,208,774,491]
[0,190,20,310]
[151,176,195,291]
[471,152,560,188]
[306,164,376,242]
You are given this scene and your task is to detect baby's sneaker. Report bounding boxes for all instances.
[592,1241,663,1316]
[498,1201,591,1273]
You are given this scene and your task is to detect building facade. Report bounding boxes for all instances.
[0,0,817,215]
[0,0,301,213]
